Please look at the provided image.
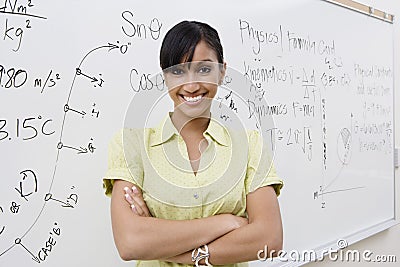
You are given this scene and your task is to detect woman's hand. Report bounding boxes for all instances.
[124,186,152,217]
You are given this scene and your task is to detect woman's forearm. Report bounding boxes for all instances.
[114,212,241,260]
[111,180,245,261]
[164,221,280,265]
[207,220,282,264]
[165,186,283,265]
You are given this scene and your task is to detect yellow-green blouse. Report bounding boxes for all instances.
[103,114,283,267]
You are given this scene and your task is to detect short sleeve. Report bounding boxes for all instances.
[102,129,144,197]
[245,130,283,196]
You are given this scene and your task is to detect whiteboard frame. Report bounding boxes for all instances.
[323,0,395,23]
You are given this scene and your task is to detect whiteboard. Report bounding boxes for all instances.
[0,0,395,266]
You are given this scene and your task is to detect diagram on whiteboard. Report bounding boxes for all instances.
[0,2,138,262]
[0,42,133,263]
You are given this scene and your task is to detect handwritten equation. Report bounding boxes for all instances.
[0,0,47,52]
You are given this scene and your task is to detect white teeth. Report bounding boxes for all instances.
[183,95,203,102]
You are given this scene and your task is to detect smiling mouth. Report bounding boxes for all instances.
[180,93,207,103]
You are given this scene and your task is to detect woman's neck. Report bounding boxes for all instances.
[170,110,211,137]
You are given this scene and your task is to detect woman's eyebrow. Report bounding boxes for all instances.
[199,59,214,62]
[191,59,216,66]
[188,59,215,63]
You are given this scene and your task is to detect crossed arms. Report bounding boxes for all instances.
[110,179,283,265]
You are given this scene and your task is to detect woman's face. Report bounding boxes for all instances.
[165,40,226,118]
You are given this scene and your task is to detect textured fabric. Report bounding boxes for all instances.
[103,114,283,267]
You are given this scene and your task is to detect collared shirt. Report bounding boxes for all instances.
[103,113,283,267]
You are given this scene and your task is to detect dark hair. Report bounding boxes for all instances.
[159,21,224,70]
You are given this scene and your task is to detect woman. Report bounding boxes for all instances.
[103,20,283,266]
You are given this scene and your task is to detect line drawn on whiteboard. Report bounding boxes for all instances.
[317,186,365,197]
[14,238,39,262]
[63,104,86,117]
[44,193,75,208]
[75,68,104,87]
[0,40,129,261]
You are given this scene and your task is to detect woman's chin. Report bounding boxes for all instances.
[175,102,212,119]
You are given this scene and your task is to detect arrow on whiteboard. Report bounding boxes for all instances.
[44,193,74,208]
[58,143,88,154]
[107,42,119,51]
[77,43,120,68]
[65,145,87,154]
[14,238,40,263]
[63,104,86,117]
[75,68,98,83]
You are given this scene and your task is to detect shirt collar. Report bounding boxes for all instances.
[204,117,230,147]
[149,113,230,147]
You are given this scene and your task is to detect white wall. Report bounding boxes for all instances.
[308,0,399,265]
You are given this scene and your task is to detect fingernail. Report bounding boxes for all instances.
[123,187,129,193]
[132,186,138,193]
[131,204,135,210]
[124,193,130,200]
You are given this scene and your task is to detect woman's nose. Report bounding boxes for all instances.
[182,81,200,93]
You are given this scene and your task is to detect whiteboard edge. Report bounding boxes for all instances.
[322,0,394,24]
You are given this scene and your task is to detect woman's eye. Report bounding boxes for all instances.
[171,67,184,75]
[198,66,212,74]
